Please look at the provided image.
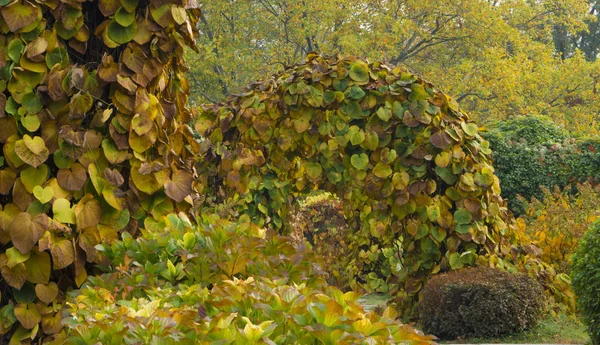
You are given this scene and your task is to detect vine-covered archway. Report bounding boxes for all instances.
[197,54,515,313]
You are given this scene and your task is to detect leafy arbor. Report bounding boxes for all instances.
[197,53,524,315]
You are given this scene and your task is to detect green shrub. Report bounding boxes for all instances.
[419,267,545,339]
[484,116,600,214]
[51,214,436,345]
[571,220,600,344]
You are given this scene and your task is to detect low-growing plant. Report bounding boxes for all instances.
[571,220,600,344]
[49,213,436,345]
[517,182,600,273]
[419,267,545,340]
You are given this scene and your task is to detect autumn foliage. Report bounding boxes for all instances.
[197,54,519,314]
[0,0,202,339]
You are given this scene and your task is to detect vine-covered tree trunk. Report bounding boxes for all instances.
[0,0,201,341]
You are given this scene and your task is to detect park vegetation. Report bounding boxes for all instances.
[0,0,599,344]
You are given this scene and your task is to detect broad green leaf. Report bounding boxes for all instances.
[454,208,472,225]
[373,163,392,179]
[350,153,369,170]
[32,185,53,204]
[107,19,137,44]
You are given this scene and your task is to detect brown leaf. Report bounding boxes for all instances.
[104,168,124,187]
[9,212,49,254]
[165,169,193,202]
[73,194,102,230]
[50,237,75,270]
[57,163,87,191]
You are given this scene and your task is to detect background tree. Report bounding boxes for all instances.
[187,0,599,134]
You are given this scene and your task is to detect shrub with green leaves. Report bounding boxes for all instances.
[419,267,546,340]
[571,220,600,344]
[484,116,600,214]
[52,214,435,345]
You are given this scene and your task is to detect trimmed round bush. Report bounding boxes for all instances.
[419,267,545,339]
[572,220,600,344]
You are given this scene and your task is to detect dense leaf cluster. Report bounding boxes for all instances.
[58,214,435,345]
[419,267,545,339]
[197,54,521,315]
[484,116,600,214]
[0,0,202,340]
[572,220,600,344]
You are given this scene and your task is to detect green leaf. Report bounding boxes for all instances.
[115,7,135,26]
[349,61,370,83]
[454,208,472,225]
[306,163,322,179]
[0,1,41,32]
[32,185,53,204]
[21,114,41,132]
[7,39,25,62]
[20,164,48,194]
[373,162,392,179]
[449,252,464,269]
[461,122,478,136]
[350,153,369,170]
[6,247,30,268]
[107,19,138,44]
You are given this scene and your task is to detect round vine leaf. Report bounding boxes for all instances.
[21,115,41,132]
[461,122,478,136]
[350,153,369,170]
[1,263,27,289]
[171,5,187,25]
[349,61,370,83]
[13,303,40,330]
[306,163,322,180]
[454,208,473,225]
[15,135,48,168]
[115,7,135,26]
[9,212,49,254]
[0,1,42,32]
[50,237,75,270]
[73,194,102,230]
[52,198,75,224]
[19,164,49,194]
[373,162,392,179]
[34,282,58,304]
[107,19,137,45]
[32,185,53,204]
[164,169,193,203]
[6,247,30,267]
[24,251,50,284]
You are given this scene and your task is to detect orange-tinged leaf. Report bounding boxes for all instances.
[73,194,101,230]
[35,282,58,304]
[14,303,40,330]
[165,169,193,202]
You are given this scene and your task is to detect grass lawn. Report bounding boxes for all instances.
[359,294,589,344]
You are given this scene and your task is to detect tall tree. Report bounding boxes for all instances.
[189,0,599,134]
